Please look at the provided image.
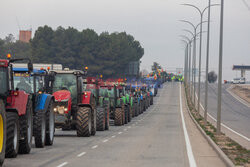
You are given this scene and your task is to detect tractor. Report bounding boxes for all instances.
[0,57,34,158]
[12,67,55,148]
[99,82,125,126]
[47,68,96,137]
[83,77,110,131]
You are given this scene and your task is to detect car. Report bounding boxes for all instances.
[233,77,246,84]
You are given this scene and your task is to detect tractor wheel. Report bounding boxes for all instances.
[34,111,46,148]
[124,106,128,124]
[114,108,123,126]
[135,103,138,117]
[143,100,146,112]
[96,107,105,131]
[150,96,153,105]
[0,100,6,166]
[91,108,96,136]
[19,99,33,153]
[45,101,55,146]
[105,107,110,130]
[5,112,19,158]
[76,107,91,137]
[128,106,132,122]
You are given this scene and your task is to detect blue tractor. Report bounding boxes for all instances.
[13,67,55,148]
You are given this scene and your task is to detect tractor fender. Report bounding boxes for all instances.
[35,94,53,113]
[6,90,29,116]
[80,92,95,111]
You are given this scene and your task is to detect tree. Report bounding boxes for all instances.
[208,71,217,83]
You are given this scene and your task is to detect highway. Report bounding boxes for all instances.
[4,83,192,167]
[198,83,250,147]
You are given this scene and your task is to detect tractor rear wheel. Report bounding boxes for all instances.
[34,111,46,148]
[19,99,33,153]
[124,106,128,124]
[5,112,19,158]
[150,96,153,105]
[0,100,6,166]
[96,107,105,131]
[91,108,96,136]
[114,108,123,126]
[76,107,91,137]
[45,101,55,146]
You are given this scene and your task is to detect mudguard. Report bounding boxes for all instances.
[35,94,53,113]
[81,91,92,105]
[6,90,29,116]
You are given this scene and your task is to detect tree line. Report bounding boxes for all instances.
[0,26,144,77]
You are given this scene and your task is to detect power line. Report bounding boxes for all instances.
[241,0,250,11]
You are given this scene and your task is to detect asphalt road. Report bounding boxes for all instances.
[198,83,250,140]
[4,83,190,167]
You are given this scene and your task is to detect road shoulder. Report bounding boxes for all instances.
[181,84,226,167]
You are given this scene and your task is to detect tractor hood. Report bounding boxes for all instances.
[53,90,71,102]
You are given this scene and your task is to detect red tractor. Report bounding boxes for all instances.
[0,57,34,158]
[83,77,110,131]
[47,68,96,137]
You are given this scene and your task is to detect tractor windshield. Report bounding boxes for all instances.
[99,88,109,97]
[53,73,77,102]
[0,67,8,95]
[13,73,34,94]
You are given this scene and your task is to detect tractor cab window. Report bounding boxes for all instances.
[35,76,44,92]
[85,84,96,96]
[0,67,8,95]
[13,73,34,94]
[53,74,77,103]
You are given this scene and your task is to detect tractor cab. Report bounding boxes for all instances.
[48,69,96,137]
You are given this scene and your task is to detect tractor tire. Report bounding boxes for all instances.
[114,108,123,126]
[5,112,19,158]
[91,108,96,136]
[124,106,128,124]
[45,101,55,146]
[128,106,132,122]
[131,104,135,118]
[135,103,139,117]
[0,100,6,166]
[143,100,146,112]
[76,107,91,137]
[96,107,105,131]
[150,96,153,105]
[34,111,46,148]
[19,99,33,153]
[104,107,110,130]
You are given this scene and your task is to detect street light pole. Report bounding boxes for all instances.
[204,0,212,125]
[182,3,220,114]
[217,0,224,135]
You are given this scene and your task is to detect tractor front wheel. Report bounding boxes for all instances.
[96,107,105,131]
[34,111,46,148]
[76,107,91,137]
[45,101,55,146]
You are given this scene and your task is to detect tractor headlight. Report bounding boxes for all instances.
[64,108,68,112]
[53,108,57,112]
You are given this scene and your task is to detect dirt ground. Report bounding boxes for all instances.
[230,85,250,104]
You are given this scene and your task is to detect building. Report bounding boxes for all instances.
[19,30,32,43]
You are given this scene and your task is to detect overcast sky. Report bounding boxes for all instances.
[0,0,249,80]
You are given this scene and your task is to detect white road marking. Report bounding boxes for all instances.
[111,135,116,138]
[180,83,197,167]
[92,145,98,149]
[103,139,109,143]
[77,152,86,157]
[118,132,122,134]
[128,126,131,128]
[195,92,250,142]
[57,162,68,167]
[124,128,127,131]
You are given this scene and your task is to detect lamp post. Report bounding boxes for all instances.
[181,40,189,85]
[182,3,220,114]
[179,20,205,106]
[217,0,224,135]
